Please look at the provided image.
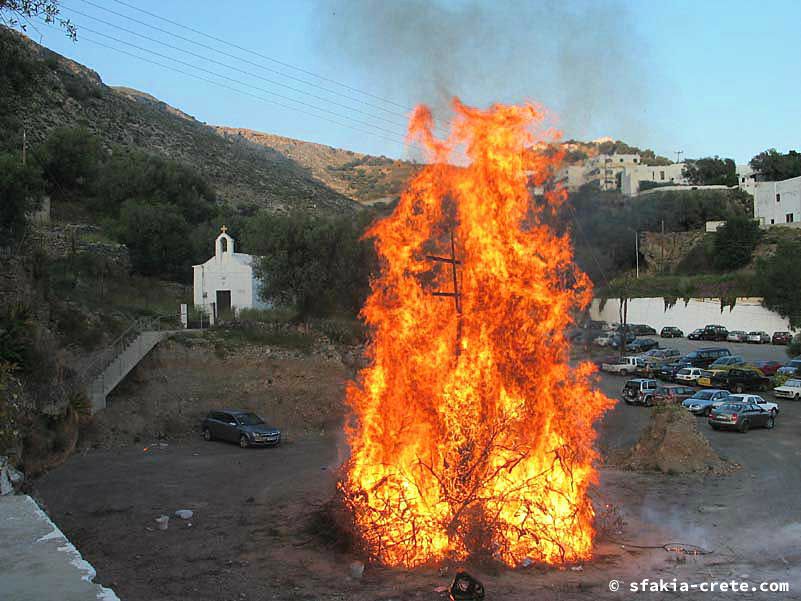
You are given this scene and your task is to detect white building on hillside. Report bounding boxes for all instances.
[753,176,801,227]
[620,163,688,196]
[193,227,268,318]
[585,153,641,191]
[556,164,587,191]
[737,164,758,196]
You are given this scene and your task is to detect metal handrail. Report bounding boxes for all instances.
[79,314,179,384]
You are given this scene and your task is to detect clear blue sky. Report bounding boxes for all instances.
[27,0,801,164]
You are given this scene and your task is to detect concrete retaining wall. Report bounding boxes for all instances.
[590,297,792,333]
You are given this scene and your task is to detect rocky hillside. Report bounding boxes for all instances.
[215,126,421,204]
[1,27,359,214]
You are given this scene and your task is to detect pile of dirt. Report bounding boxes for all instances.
[617,405,730,474]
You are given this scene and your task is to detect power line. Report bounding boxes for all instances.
[49,20,413,143]
[66,0,412,125]
[104,0,415,113]
[33,18,415,150]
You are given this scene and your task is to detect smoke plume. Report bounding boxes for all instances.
[316,0,651,146]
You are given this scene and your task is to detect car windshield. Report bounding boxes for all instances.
[784,379,801,387]
[693,390,713,400]
[718,403,743,412]
[236,413,265,426]
[685,352,699,359]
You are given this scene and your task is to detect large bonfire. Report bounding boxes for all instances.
[341,99,612,568]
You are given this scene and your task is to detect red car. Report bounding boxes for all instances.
[751,360,782,376]
[772,332,792,345]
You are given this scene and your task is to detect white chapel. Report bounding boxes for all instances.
[193,226,268,317]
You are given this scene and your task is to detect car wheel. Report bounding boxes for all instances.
[704,407,712,417]
[766,416,775,429]
[795,394,800,401]
[710,423,720,430]
[734,384,744,394]
[771,408,778,416]
[203,427,213,441]
[739,419,750,433]
[239,435,249,449]
[620,370,629,376]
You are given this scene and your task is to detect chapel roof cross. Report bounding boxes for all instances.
[220,225,228,234]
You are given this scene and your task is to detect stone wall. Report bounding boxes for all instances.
[640,230,705,273]
[29,224,130,271]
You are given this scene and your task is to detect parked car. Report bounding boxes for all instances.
[746,331,771,344]
[682,389,730,416]
[726,330,748,343]
[772,331,792,345]
[696,369,726,387]
[725,393,779,414]
[641,348,681,364]
[593,333,615,347]
[708,355,745,369]
[202,410,281,448]
[750,360,783,376]
[774,378,801,400]
[653,384,696,404]
[601,356,646,376]
[687,328,704,341]
[630,324,657,336]
[777,359,801,377]
[657,361,691,382]
[701,324,729,341]
[708,402,775,432]
[660,326,683,338]
[608,331,638,349]
[710,367,771,393]
[626,338,660,353]
[621,378,658,405]
[680,347,732,369]
[675,367,704,383]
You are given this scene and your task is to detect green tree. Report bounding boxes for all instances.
[712,216,761,271]
[112,200,192,280]
[0,151,43,240]
[750,149,801,181]
[246,212,376,318]
[36,127,102,199]
[756,239,801,329]
[93,149,215,222]
[682,156,737,186]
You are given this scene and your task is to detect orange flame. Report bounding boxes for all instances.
[341,99,613,567]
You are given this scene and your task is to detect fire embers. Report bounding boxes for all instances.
[340,99,613,567]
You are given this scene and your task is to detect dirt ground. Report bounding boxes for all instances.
[33,342,801,600]
[86,338,352,448]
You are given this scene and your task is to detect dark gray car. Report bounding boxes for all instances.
[202,410,281,448]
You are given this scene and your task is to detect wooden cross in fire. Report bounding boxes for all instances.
[426,229,464,355]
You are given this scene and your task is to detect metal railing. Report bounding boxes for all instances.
[79,314,179,387]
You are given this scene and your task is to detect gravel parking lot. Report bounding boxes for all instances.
[33,358,801,601]
[650,337,794,364]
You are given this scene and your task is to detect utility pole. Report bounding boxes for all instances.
[675,150,684,164]
[635,230,639,279]
[22,128,27,166]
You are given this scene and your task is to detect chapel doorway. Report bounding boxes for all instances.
[215,290,232,320]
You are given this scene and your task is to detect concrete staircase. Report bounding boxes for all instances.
[82,318,176,413]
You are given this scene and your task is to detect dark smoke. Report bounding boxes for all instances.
[316,0,651,148]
